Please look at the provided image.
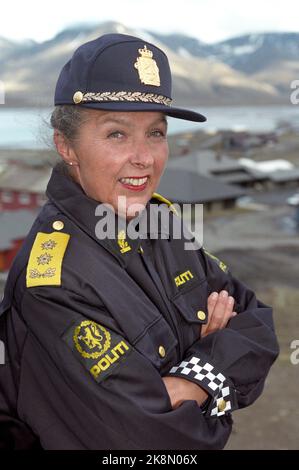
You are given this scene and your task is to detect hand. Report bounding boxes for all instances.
[162,376,208,410]
[201,290,237,338]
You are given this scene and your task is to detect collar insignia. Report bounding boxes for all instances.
[117,230,132,254]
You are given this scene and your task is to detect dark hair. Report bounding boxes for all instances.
[50,105,92,143]
[49,105,94,176]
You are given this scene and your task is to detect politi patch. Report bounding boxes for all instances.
[63,317,132,383]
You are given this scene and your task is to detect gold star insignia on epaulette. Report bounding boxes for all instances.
[26,231,70,287]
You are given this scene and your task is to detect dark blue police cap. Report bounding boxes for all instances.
[54,33,206,122]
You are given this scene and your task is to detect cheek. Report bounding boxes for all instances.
[79,148,122,183]
[154,145,168,175]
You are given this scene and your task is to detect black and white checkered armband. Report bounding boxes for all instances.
[167,356,238,418]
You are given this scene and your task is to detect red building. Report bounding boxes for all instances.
[0,210,38,272]
[0,161,51,211]
[0,161,51,272]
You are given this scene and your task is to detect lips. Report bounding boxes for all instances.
[119,176,148,187]
[118,176,149,192]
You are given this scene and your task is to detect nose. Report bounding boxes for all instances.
[129,137,154,168]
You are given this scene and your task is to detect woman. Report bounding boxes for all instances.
[0,33,279,449]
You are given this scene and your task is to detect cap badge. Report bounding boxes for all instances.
[134,45,160,87]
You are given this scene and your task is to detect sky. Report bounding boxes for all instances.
[1,0,299,44]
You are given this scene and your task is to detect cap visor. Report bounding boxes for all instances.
[77,101,206,122]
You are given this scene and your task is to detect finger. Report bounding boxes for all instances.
[207,290,229,332]
[207,292,219,319]
[204,292,219,334]
[220,295,235,329]
[204,292,219,336]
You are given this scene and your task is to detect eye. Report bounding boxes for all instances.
[150,129,166,138]
[107,131,124,139]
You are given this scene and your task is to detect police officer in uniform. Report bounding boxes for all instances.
[0,33,279,449]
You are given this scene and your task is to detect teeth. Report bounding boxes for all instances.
[120,177,148,186]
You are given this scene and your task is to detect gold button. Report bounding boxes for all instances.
[73,91,84,104]
[138,246,144,254]
[52,220,64,231]
[197,310,206,321]
[218,399,226,412]
[158,346,166,358]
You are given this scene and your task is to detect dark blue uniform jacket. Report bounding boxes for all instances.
[0,164,279,449]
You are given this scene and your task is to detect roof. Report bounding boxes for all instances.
[168,150,244,176]
[168,150,267,185]
[0,209,38,250]
[239,158,294,173]
[157,168,245,203]
[0,162,52,193]
[214,171,267,184]
[168,150,299,185]
[268,169,299,183]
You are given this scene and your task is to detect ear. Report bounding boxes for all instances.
[53,130,79,166]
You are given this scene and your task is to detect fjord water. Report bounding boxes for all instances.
[0,106,298,149]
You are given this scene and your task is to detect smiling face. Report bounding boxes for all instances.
[54,109,169,219]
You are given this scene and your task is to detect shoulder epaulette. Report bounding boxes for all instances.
[152,192,178,216]
[26,231,70,288]
[203,248,228,273]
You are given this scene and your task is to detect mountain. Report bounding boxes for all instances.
[145,32,215,59]
[0,23,296,107]
[149,31,299,103]
[149,31,299,73]
[210,32,299,73]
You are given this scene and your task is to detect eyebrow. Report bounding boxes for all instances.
[96,115,168,128]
